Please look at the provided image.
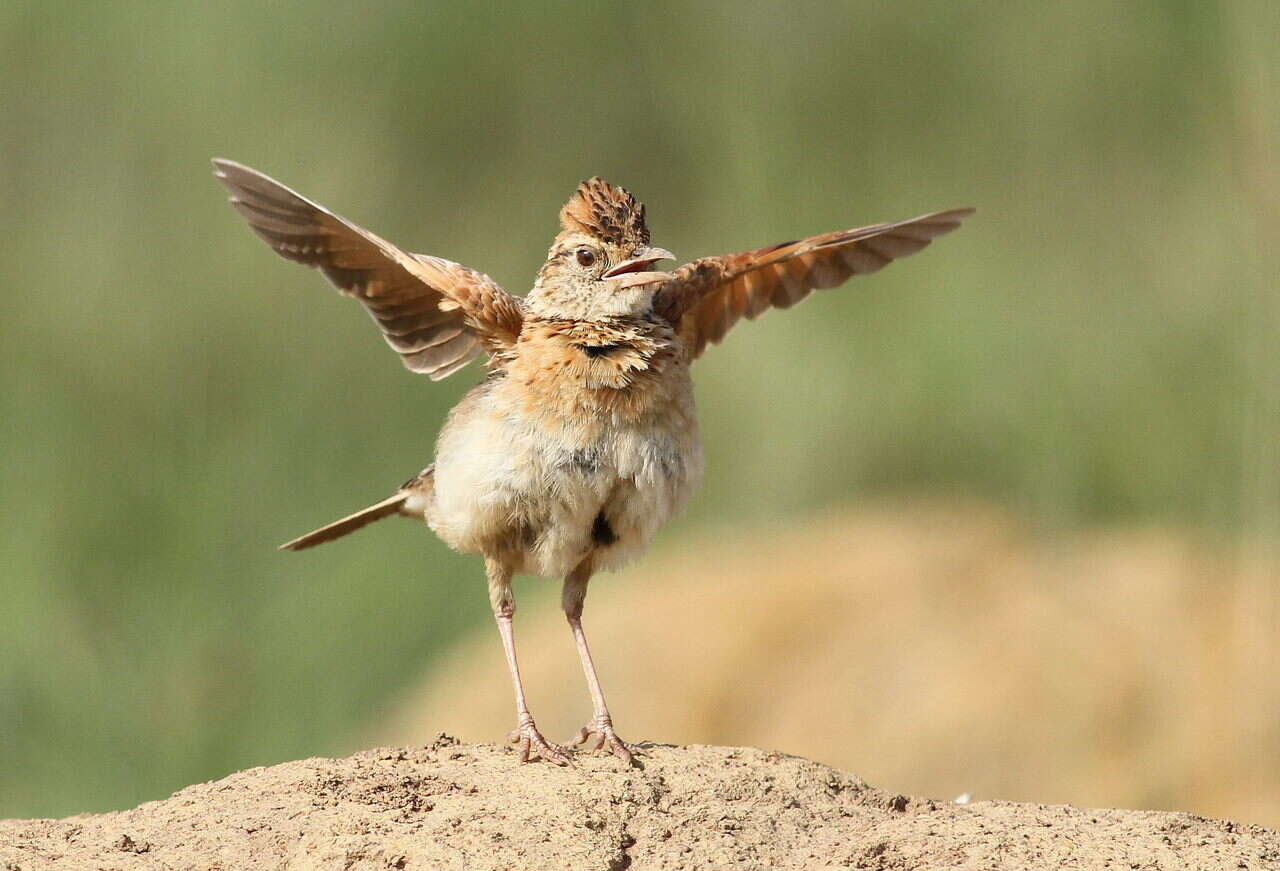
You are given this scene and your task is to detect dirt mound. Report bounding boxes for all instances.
[377,501,1280,827]
[3,739,1277,870]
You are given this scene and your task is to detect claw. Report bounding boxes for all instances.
[568,718,635,765]
[507,720,572,766]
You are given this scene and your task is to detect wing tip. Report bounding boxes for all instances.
[278,530,320,551]
[210,156,242,180]
[931,206,977,224]
[211,159,285,195]
[211,156,251,171]
[898,206,976,238]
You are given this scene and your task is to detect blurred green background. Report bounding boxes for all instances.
[1,0,1276,819]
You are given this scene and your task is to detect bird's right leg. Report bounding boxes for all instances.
[487,557,571,766]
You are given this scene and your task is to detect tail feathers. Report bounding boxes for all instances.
[279,493,410,552]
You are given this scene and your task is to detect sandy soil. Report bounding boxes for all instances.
[377,501,1280,827]
[2,738,1277,870]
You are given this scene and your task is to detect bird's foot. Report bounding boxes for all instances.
[568,715,634,765]
[506,715,572,766]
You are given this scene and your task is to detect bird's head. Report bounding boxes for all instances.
[527,177,675,319]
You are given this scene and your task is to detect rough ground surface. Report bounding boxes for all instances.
[380,503,1280,827]
[3,739,1277,870]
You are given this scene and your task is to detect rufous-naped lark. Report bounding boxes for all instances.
[214,159,972,765]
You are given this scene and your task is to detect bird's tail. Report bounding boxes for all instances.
[279,466,433,552]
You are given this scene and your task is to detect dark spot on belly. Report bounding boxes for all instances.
[512,518,539,549]
[579,343,624,358]
[591,511,616,547]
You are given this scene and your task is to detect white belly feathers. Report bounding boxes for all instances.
[426,377,702,578]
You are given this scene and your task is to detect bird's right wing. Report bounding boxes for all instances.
[213,159,524,380]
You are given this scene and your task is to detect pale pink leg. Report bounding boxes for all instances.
[563,562,634,764]
[487,559,570,766]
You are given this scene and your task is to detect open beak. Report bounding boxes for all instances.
[602,247,676,287]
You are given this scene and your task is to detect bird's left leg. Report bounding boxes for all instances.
[562,559,634,764]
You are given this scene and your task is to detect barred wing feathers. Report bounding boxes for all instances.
[654,208,974,358]
[213,159,523,379]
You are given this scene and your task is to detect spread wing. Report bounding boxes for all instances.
[653,208,974,358]
[212,159,524,380]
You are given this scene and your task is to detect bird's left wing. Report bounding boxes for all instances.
[652,208,974,359]
[213,159,524,379]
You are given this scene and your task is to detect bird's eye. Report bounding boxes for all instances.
[575,248,596,268]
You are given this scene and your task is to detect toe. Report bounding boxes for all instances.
[608,736,635,765]
[538,740,573,766]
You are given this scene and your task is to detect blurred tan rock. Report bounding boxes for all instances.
[373,500,1280,828]
[4,740,1277,870]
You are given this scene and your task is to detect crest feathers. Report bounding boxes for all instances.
[558,177,650,247]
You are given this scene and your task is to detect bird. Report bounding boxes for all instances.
[212,158,973,766]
